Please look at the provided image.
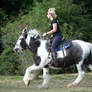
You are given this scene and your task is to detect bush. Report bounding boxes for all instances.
[0,8,8,26]
[0,0,92,75]
[0,47,19,75]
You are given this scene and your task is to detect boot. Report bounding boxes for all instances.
[48,52,57,66]
[51,52,57,62]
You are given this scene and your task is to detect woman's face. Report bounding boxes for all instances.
[47,12,51,19]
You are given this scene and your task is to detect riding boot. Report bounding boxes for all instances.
[51,52,57,63]
[48,52,57,66]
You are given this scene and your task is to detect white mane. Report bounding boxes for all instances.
[28,29,41,38]
[26,29,41,46]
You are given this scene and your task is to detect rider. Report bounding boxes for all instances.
[42,8,63,62]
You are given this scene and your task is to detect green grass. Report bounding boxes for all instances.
[0,73,92,92]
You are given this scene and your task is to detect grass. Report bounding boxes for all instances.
[0,73,92,92]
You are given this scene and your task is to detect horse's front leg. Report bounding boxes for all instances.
[23,59,46,86]
[39,68,50,89]
[23,64,37,86]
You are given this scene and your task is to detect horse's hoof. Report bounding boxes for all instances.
[24,80,31,87]
[27,80,30,86]
[67,83,78,88]
[67,83,74,88]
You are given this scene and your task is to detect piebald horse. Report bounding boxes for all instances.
[14,27,92,89]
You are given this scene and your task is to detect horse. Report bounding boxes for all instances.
[14,27,92,89]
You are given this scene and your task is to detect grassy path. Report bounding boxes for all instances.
[0,73,92,92]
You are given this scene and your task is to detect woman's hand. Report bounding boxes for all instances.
[42,33,47,37]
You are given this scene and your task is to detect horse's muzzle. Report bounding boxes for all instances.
[14,48,20,53]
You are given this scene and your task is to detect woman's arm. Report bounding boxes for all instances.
[47,23,57,34]
[42,23,57,37]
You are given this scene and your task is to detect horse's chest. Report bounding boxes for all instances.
[33,54,41,66]
[33,45,47,66]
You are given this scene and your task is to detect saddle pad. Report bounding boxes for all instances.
[56,40,72,51]
[46,40,72,52]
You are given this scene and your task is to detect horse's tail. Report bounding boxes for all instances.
[87,42,92,57]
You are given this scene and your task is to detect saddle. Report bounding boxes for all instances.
[46,37,72,54]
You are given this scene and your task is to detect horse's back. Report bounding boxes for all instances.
[52,40,90,68]
[72,40,91,56]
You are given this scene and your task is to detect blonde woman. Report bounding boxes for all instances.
[42,8,63,62]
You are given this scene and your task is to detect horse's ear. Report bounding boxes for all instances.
[22,25,28,34]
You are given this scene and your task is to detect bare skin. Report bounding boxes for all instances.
[42,12,57,37]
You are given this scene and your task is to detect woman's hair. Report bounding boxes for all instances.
[48,8,57,18]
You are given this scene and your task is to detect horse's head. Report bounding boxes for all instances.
[14,27,41,53]
[14,27,28,53]
[27,29,41,51]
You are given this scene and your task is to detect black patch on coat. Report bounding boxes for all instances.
[29,37,41,66]
[24,33,27,39]
[20,38,28,49]
[51,42,83,68]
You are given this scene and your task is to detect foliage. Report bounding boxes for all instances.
[0,8,8,26]
[0,47,19,75]
[0,0,92,75]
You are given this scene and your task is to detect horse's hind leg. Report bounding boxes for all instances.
[86,53,92,70]
[87,64,92,70]
[67,60,85,88]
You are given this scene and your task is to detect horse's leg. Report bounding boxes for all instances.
[87,64,92,70]
[23,64,37,86]
[24,60,46,86]
[86,53,92,70]
[87,59,92,70]
[67,60,85,88]
[39,68,50,89]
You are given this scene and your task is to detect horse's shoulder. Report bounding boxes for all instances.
[37,40,47,56]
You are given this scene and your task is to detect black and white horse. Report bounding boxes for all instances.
[14,27,92,88]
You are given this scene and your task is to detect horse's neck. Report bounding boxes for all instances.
[40,39,47,47]
[36,39,48,57]
[37,39,47,51]
[29,39,47,54]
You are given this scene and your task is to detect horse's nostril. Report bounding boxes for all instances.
[14,48,19,53]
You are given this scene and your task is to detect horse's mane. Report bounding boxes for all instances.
[28,29,41,38]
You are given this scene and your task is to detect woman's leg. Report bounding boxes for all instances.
[51,36,62,62]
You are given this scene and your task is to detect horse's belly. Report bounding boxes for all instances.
[51,57,75,68]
